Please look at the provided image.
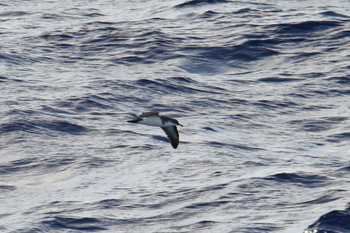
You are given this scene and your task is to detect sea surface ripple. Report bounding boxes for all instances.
[1,0,350,232]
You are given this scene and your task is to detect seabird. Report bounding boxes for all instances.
[127,112,183,149]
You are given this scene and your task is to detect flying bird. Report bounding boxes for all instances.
[127,112,183,149]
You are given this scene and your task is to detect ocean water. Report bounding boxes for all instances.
[1,0,350,232]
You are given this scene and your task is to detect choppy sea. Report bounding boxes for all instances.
[1,1,350,232]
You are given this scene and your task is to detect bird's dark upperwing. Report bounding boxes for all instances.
[140,112,159,117]
[161,126,179,149]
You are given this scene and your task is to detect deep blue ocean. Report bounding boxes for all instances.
[1,1,350,232]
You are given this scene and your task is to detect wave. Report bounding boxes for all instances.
[305,204,350,233]
[175,0,230,8]
[272,20,342,34]
[42,216,107,231]
[0,120,88,135]
[264,172,329,187]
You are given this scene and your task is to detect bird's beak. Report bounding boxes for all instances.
[179,124,183,127]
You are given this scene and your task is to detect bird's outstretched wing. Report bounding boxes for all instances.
[161,126,179,149]
[140,112,159,117]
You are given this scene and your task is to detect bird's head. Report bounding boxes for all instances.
[174,119,183,127]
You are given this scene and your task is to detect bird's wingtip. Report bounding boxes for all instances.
[127,119,140,123]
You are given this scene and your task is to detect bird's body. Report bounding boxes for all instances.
[128,112,182,149]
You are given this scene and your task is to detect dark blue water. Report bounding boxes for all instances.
[1,1,350,232]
